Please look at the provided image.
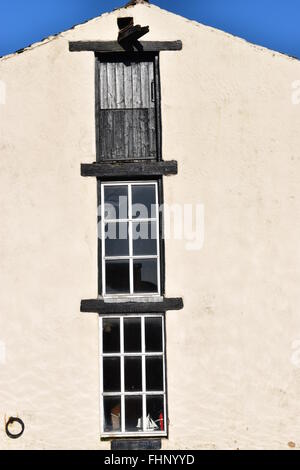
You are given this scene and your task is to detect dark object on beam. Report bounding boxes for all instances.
[117,15,150,50]
[117,17,134,30]
[80,297,184,314]
[119,24,150,44]
[81,160,178,178]
[69,40,182,53]
[117,17,149,44]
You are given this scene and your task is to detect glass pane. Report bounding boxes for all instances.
[125,356,142,392]
[133,259,158,293]
[104,396,121,432]
[103,357,121,392]
[124,318,141,353]
[125,396,143,432]
[104,185,128,220]
[106,260,130,294]
[103,318,120,353]
[145,317,163,352]
[132,184,156,219]
[146,395,164,432]
[132,221,157,256]
[105,222,129,256]
[146,356,164,391]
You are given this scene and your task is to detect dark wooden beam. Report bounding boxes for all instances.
[111,439,161,450]
[69,40,182,53]
[80,297,184,314]
[81,160,178,178]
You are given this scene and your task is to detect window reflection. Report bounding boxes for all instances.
[104,396,121,432]
[146,395,164,432]
[103,318,120,353]
[105,222,129,256]
[125,356,142,392]
[125,396,143,432]
[104,185,128,220]
[124,318,141,352]
[132,221,157,256]
[106,260,130,294]
[103,357,121,392]
[146,356,164,391]
[145,317,162,352]
[133,259,158,293]
[132,184,156,219]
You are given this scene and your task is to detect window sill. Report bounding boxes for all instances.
[81,297,183,314]
[81,160,178,178]
[110,438,162,450]
[102,432,167,439]
[102,295,163,304]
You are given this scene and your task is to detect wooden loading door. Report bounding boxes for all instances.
[96,55,157,161]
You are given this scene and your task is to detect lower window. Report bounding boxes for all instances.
[100,314,167,437]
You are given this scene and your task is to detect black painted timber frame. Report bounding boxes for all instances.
[111,439,161,450]
[70,41,183,313]
[81,160,177,178]
[69,40,182,53]
[81,297,183,314]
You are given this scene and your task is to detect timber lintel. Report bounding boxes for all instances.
[81,160,178,178]
[81,297,184,314]
[69,40,182,53]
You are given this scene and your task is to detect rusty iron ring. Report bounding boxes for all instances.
[5,417,25,439]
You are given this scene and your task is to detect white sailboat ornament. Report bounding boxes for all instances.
[136,414,159,430]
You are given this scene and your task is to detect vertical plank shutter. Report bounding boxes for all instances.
[97,58,157,161]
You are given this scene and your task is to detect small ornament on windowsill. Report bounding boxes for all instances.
[137,414,159,431]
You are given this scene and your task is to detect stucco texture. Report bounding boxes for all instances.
[1,3,300,449]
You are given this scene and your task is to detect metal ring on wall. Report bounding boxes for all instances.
[5,417,25,439]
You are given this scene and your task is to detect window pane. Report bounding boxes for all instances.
[125,396,143,432]
[104,396,121,432]
[124,318,141,353]
[125,356,142,392]
[132,184,156,219]
[105,222,129,256]
[132,221,157,256]
[103,318,120,353]
[133,259,158,293]
[103,357,121,392]
[104,185,128,220]
[146,356,164,391]
[106,260,130,294]
[146,395,164,432]
[145,317,163,352]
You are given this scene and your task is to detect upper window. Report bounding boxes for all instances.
[96,54,158,161]
[101,181,161,297]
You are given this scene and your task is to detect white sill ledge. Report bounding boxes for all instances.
[101,296,163,304]
[101,432,167,439]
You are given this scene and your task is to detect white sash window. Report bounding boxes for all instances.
[100,314,167,437]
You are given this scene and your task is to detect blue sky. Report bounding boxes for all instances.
[1,0,300,59]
